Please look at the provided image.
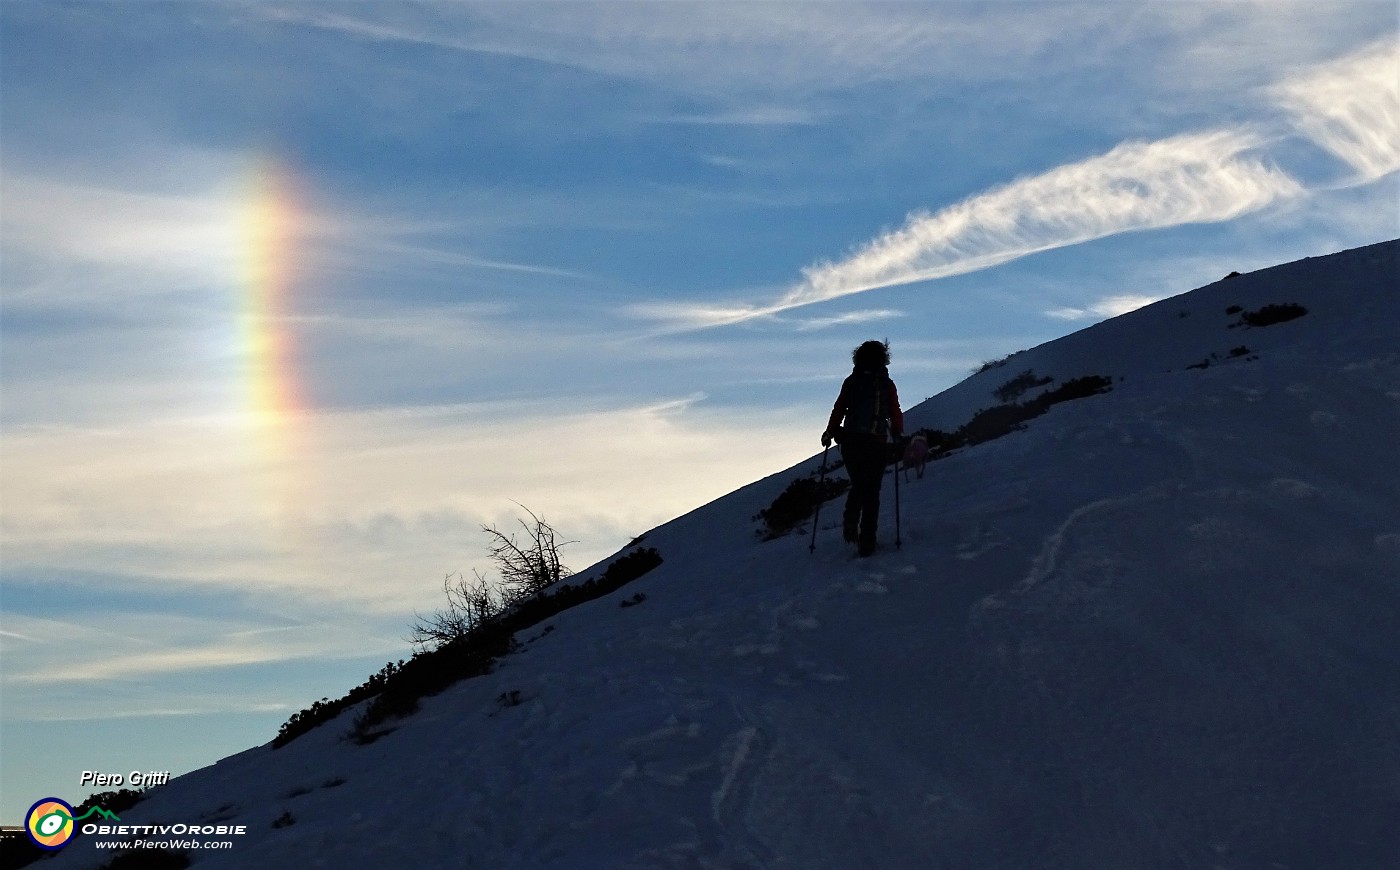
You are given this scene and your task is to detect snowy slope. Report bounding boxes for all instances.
[44,241,1400,869]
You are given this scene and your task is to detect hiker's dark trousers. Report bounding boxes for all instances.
[840,433,886,547]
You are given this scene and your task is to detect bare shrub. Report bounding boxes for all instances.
[484,505,575,605]
[408,571,501,653]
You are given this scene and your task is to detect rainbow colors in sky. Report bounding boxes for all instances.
[242,158,304,431]
[238,156,320,539]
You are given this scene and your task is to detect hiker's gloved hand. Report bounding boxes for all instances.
[821,429,839,447]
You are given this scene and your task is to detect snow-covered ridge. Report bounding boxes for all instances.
[909,239,1398,429]
[45,240,1399,869]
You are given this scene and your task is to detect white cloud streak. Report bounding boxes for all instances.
[0,174,244,280]
[14,629,354,684]
[1274,39,1400,183]
[637,38,1397,333]
[638,130,1302,330]
[1044,294,1166,322]
[655,107,824,126]
[791,309,904,332]
[369,242,585,279]
[0,609,398,695]
[793,131,1298,301]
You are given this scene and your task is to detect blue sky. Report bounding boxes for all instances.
[1,1,1396,821]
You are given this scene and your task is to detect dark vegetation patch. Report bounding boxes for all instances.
[274,660,404,748]
[973,353,1015,375]
[1187,346,1259,370]
[347,618,514,741]
[1230,302,1308,328]
[198,802,238,823]
[274,547,662,748]
[344,547,663,742]
[959,376,1113,445]
[993,369,1054,403]
[754,474,850,540]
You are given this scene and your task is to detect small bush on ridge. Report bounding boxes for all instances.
[409,572,501,654]
[274,660,404,747]
[1239,302,1307,327]
[993,369,1053,403]
[345,547,664,742]
[754,476,851,540]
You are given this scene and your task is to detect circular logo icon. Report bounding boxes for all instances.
[25,797,76,850]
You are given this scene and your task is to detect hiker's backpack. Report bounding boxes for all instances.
[843,367,889,437]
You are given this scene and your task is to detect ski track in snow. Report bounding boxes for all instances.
[1017,495,1130,595]
[710,725,759,823]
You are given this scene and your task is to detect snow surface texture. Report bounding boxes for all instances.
[47,242,1400,869]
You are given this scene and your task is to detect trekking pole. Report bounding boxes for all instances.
[893,436,903,550]
[809,444,830,554]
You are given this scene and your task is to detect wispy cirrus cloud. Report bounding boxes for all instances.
[1045,294,1166,322]
[0,165,581,317]
[10,623,371,684]
[791,309,904,332]
[252,2,1076,96]
[788,131,1298,304]
[365,241,587,279]
[637,129,1302,330]
[653,107,824,126]
[636,38,1397,333]
[252,2,1378,109]
[0,173,246,280]
[1274,38,1400,183]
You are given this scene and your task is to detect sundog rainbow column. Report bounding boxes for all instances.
[242,157,305,435]
[239,156,315,532]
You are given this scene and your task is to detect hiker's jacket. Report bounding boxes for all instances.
[827,366,904,440]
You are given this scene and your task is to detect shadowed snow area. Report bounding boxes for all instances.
[47,241,1399,869]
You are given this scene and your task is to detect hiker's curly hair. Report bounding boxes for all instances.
[852,339,890,368]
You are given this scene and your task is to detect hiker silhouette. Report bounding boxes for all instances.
[822,340,904,556]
